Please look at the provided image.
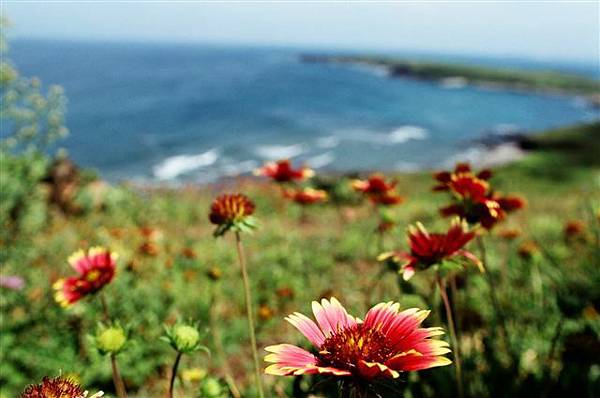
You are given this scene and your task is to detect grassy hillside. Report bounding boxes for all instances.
[302,55,600,97]
[2,123,600,397]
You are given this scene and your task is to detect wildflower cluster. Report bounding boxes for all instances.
[256,159,327,207]
[352,174,403,206]
[434,163,525,229]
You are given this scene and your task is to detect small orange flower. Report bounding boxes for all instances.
[497,228,521,241]
[564,220,586,240]
[181,247,197,259]
[139,241,159,256]
[209,193,257,236]
[518,241,539,260]
[255,159,314,183]
[258,304,274,321]
[284,187,328,205]
[276,286,295,299]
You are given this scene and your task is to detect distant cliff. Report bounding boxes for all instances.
[301,54,600,104]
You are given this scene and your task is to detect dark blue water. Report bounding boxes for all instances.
[8,39,599,183]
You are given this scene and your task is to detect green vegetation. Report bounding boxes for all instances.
[302,54,600,96]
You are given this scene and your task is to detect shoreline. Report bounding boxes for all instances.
[301,54,600,107]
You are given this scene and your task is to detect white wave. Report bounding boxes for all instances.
[316,135,340,149]
[153,148,219,180]
[222,160,259,177]
[440,77,468,89]
[254,144,305,159]
[338,126,428,145]
[306,152,335,169]
[387,126,428,143]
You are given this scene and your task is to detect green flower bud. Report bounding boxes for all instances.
[95,323,127,355]
[162,322,209,354]
[200,378,224,397]
[172,324,200,352]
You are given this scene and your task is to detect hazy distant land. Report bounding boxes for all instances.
[301,54,600,106]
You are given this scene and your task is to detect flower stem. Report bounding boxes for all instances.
[168,351,182,398]
[234,232,265,398]
[99,292,110,323]
[110,354,128,398]
[476,235,513,359]
[98,293,128,398]
[209,284,242,398]
[437,274,464,398]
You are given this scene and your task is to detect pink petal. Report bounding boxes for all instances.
[312,298,354,337]
[264,344,317,368]
[385,349,452,372]
[285,312,325,347]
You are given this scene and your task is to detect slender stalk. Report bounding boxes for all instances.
[99,293,110,323]
[110,354,128,398]
[449,275,462,337]
[168,352,182,398]
[476,235,512,356]
[234,232,265,398]
[209,284,242,398]
[98,293,128,398]
[437,274,464,398]
[547,317,564,367]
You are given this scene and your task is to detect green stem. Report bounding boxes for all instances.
[476,235,513,358]
[437,274,464,398]
[98,294,127,398]
[110,354,128,398]
[234,232,265,398]
[168,351,182,398]
[209,284,242,398]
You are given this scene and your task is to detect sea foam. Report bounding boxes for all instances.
[153,148,219,180]
[254,144,305,159]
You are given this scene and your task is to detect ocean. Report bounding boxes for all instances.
[8,39,599,184]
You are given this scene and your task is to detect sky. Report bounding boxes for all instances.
[2,1,599,62]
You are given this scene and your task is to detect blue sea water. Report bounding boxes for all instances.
[8,39,600,183]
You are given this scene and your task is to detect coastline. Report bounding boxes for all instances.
[301,54,600,107]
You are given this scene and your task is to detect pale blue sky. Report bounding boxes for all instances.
[3,1,599,62]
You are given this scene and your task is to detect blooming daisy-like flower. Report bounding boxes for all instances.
[209,193,257,237]
[54,247,117,307]
[352,174,397,196]
[433,163,492,198]
[434,163,525,229]
[378,218,482,280]
[254,159,314,183]
[352,174,404,207]
[265,298,451,383]
[20,376,103,398]
[284,187,328,205]
[440,193,526,230]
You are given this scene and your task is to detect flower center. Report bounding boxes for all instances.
[317,324,394,371]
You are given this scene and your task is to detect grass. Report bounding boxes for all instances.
[2,122,600,397]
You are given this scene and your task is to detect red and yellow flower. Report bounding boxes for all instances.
[54,247,117,307]
[20,376,103,398]
[434,163,525,229]
[209,193,257,236]
[379,218,482,280]
[255,159,314,183]
[352,174,404,207]
[265,298,451,382]
[284,187,328,205]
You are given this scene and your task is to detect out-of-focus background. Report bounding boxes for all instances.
[1,2,599,398]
